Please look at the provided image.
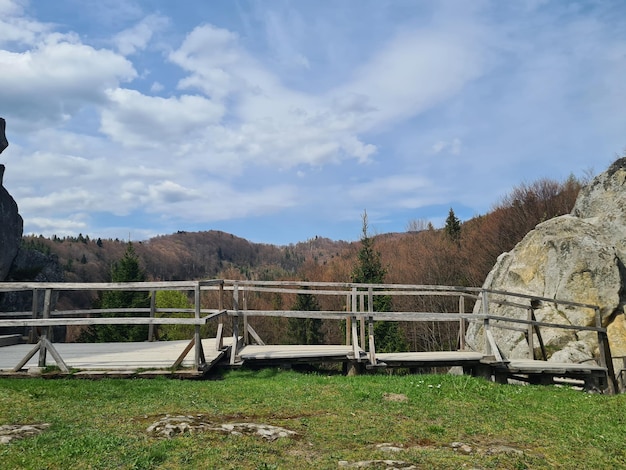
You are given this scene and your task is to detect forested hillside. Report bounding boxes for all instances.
[19,175,583,301]
[15,175,584,346]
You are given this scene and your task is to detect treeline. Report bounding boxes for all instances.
[19,175,585,348]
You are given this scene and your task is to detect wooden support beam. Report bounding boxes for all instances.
[148,290,156,341]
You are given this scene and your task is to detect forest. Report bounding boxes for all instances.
[17,174,585,348]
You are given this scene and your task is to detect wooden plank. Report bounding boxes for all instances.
[487,314,605,333]
[38,289,52,367]
[485,328,504,363]
[246,324,266,346]
[215,322,224,351]
[172,337,195,369]
[0,316,216,327]
[12,342,43,372]
[238,345,357,361]
[351,316,360,361]
[148,290,156,341]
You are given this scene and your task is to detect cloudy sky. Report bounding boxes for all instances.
[1,0,624,245]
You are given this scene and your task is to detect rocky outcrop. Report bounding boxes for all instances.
[467,158,626,367]
[0,165,23,281]
[0,247,65,340]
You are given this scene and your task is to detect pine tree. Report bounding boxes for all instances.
[351,211,407,353]
[445,208,461,242]
[80,243,150,342]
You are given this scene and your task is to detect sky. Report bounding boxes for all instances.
[0,0,625,245]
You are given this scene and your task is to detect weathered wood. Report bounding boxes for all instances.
[0,316,217,327]
[246,324,265,346]
[172,337,196,369]
[230,283,240,365]
[0,279,616,391]
[487,314,605,333]
[38,289,52,367]
[13,342,43,372]
[40,338,70,373]
[359,292,365,351]
[527,308,534,359]
[458,295,466,350]
[351,315,360,361]
[215,322,224,351]
[148,290,156,341]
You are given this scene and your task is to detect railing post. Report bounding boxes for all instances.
[38,289,52,367]
[194,282,204,369]
[242,288,249,346]
[595,307,618,394]
[148,290,156,341]
[216,281,224,351]
[359,291,365,351]
[230,282,240,365]
[367,287,376,365]
[481,290,504,362]
[527,307,534,359]
[351,288,360,361]
[29,288,39,344]
[458,295,465,350]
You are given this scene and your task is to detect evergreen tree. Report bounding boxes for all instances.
[351,211,407,353]
[80,243,150,342]
[444,208,461,242]
[288,290,322,345]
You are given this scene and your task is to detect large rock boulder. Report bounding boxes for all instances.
[572,157,626,263]
[467,158,626,367]
[0,165,23,281]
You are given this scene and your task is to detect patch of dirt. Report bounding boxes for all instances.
[382,393,408,402]
[0,424,51,444]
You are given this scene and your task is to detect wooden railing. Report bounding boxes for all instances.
[0,280,618,392]
[0,280,227,372]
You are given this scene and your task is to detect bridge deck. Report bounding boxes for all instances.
[374,351,486,368]
[236,344,363,365]
[0,339,230,377]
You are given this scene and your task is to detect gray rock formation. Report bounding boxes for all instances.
[0,118,8,154]
[0,247,65,340]
[0,165,23,281]
[467,158,626,366]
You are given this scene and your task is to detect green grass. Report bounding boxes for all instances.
[1,370,625,469]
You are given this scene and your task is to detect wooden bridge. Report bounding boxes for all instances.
[0,280,621,393]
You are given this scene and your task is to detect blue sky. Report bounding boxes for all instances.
[1,0,624,245]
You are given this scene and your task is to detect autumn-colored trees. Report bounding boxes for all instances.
[22,174,584,350]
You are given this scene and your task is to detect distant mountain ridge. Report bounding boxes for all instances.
[19,229,352,285]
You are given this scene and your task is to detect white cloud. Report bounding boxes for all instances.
[0,33,136,126]
[26,216,88,236]
[113,13,169,56]
[432,138,461,155]
[100,88,224,148]
[2,0,625,244]
[335,29,486,130]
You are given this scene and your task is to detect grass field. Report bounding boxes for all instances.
[1,369,625,469]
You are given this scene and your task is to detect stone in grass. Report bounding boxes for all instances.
[0,424,51,444]
[146,414,296,441]
[376,443,405,452]
[450,442,473,454]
